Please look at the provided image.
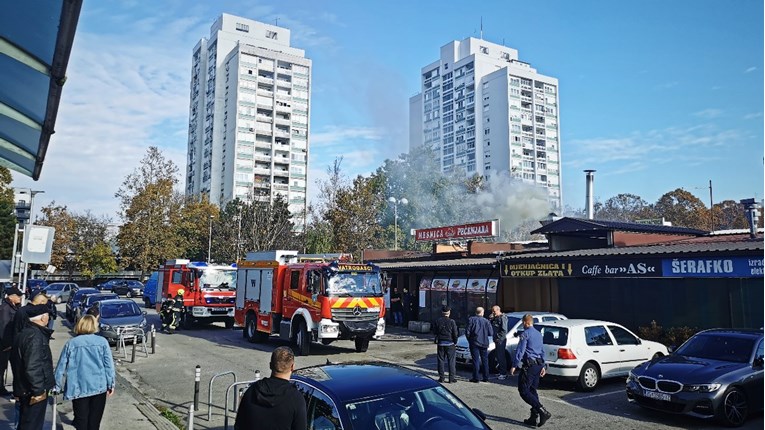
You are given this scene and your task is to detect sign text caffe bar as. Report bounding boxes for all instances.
[499,250,763,331]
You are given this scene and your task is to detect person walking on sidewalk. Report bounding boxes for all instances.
[466,307,492,383]
[11,304,55,430]
[489,305,509,380]
[0,287,22,396]
[235,346,307,430]
[433,306,458,383]
[54,315,115,430]
[510,314,552,427]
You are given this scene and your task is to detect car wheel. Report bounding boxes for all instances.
[652,352,663,360]
[577,362,600,392]
[293,319,310,356]
[182,313,194,330]
[717,387,748,427]
[144,298,151,308]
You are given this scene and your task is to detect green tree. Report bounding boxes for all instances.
[174,195,218,261]
[594,193,657,222]
[0,167,16,259]
[116,147,182,274]
[711,200,748,230]
[654,188,709,230]
[38,203,77,275]
[327,175,385,258]
[79,242,118,279]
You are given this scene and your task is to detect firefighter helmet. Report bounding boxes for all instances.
[177,288,185,296]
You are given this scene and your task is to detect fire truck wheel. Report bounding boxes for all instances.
[182,313,194,330]
[294,320,310,356]
[354,337,370,353]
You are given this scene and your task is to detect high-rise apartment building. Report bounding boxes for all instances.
[186,14,311,230]
[410,38,562,211]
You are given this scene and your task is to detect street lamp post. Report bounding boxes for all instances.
[207,215,213,263]
[387,197,408,251]
[236,205,243,263]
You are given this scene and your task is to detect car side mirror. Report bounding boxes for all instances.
[667,345,676,353]
[472,408,487,421]
[513,331,521,338]
[753,356,764,368]
[636,338,642,345]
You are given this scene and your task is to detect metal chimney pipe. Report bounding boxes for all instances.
[585,170,596,219]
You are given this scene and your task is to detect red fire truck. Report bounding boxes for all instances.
[234,251,385,355]
[156,259,238,329]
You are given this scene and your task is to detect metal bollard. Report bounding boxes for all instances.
[194,365,201,412]
[131,335,137,363]
[151,326,156,354]
[187,404,195,430]
[254,370,261,381]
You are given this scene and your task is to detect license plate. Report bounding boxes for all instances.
[643,390,670,402]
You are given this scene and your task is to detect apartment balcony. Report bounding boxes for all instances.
[273,170,290,178]
[253,153,271,162]
[273,183,289,191]
[253,167,271,175]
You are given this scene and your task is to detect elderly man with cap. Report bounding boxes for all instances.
[11,304,55,430]
[0,286,23,396]
[433,305,458,383]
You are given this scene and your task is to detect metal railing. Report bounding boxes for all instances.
[207,371,237,421]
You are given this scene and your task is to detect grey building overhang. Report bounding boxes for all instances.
[0,0,83,179]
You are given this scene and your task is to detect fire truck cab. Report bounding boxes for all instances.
[235,251,385,355]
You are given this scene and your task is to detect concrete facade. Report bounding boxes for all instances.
[410,37,562,210]
[185,14,311,230]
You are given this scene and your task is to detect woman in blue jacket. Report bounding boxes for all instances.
[55,314,115,430]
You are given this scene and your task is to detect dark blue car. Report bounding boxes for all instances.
[290,362,492,430]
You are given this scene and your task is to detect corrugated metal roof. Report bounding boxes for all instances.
[531,217,707,236]
[372,237,763,270]
[0,0,83,179]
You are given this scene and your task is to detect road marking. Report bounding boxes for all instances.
[568,389,624,401]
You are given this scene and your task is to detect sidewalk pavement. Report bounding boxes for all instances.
[1,304,170,430]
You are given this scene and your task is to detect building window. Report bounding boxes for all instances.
[236,23,250,32]
[266,30,278,39]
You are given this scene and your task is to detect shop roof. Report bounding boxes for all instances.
[0,0,83,179]
[530,217,707,236]
[507,235,762,260]
[375,256,498,270]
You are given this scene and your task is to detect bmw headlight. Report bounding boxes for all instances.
[139,318,147,328]
[683,383,721,393]
[626,370,636,383]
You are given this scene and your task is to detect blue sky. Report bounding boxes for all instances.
[12,0,764,220]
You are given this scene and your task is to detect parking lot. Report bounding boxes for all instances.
[104,300,762,430]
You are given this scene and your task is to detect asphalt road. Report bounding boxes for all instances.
[118,301,763,430]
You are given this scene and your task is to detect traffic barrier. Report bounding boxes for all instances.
[194,365,201,412]
[223,373,261,430]
[116,327,148,360]
[207,371,237,421]
[187,404,195,430]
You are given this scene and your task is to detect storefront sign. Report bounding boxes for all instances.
[502,259,661,278]
[662,257,764,278]
[414,220,498,242]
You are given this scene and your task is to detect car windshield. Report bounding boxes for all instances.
[100,302,142,319]
[326,272,382,297]
[46,284,65,291]
[199,269,236,290]
[675,334,755,363]
[89,295,118,305]
[345,386,486,430]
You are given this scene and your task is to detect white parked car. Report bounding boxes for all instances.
[455,311,567,369]
[535,319,669,391]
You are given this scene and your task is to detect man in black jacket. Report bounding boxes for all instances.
[433,305,458,383]
[489,305,509,380]
[0,287,22,396]
[11,304,55,430]
[466,306,493,383]
[235,346,307,430]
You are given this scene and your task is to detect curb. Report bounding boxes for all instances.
[112,371,178,430]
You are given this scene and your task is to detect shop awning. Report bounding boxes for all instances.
[0,0,82,179]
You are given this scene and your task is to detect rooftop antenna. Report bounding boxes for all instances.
[480,17,483,40]
[275,17,279,26]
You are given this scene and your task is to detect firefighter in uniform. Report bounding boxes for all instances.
[511,314,552,427]
[171,289,185,331]
[160,294,175,333]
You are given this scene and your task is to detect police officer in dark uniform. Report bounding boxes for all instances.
[433,306,458,383]
[511,314,552,427]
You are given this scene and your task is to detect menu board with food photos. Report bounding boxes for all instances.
[466,278,486,292]
[418,278,431,308]
[448,278,466,291]
[431,278,448,291]
[487,279,498,293]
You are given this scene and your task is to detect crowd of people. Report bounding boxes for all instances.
[0,287,115,430]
